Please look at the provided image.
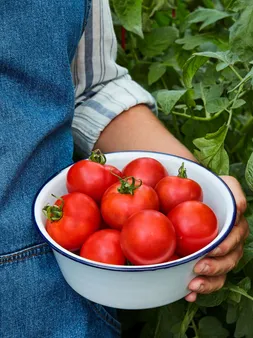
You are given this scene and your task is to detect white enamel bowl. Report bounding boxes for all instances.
[34,151,236,310]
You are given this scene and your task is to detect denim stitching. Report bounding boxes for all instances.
[87,300,121,335]
[0,243,51,265]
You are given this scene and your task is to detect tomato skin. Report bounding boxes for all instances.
[80,229,126,265]
[122,157,168,188]
[101,182,160,230]
[46,192,100,251]
[167,254,180,262]
[120,210,176,265]
[155,176,203,213]
[167,201,218,257]
[66,160,123,204]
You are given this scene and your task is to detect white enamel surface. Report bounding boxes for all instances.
[34,151,235,309]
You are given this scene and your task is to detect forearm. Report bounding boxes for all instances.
[95,104,196,162]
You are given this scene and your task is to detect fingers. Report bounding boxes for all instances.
[194,244,243,276]
[220,175,247,214]
[208,216,249,257]
[188,275,226,295]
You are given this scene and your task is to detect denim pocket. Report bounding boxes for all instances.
[0,243,121,337]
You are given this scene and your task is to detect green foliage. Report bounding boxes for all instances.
[112,0,253,337]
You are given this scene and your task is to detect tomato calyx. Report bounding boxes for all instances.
[88,149,106,165]
[43,194,64,222]
[177,162,187,178]
[111,171,142,195]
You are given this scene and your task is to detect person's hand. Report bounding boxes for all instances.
[185,176,249,302]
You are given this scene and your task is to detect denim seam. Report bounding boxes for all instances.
[87,301,121,335]
[0,243,51,265]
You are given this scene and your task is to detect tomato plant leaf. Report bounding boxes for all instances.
[112,0,143,37]
[198,316,229,338]
[186,8,231,31]
[234,297,253,338]
[176,33,227,51]
[148,63,167,85]
[230,3,253,61]
[206,98,230,114]
[139,27,178,57]
[226,302,238,324]
[183,55,208,88]
[196,289,229,307]
[153,89,187,115]
[193,125,230,175]
[246,152,253,191]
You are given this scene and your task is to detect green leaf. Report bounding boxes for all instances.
[226,302,238,324]
[148,63,167,85]
[186,8,231,31]
[196,289,229,307]
[246,152,253,191]
[230,4,253,61]
[153,89,187,115]
[226,282,253,302]
[176,34,225,50]
[234,241,253,272]
[198,316,229,338]
[232,99,246,109]
[234,297,253,338]
[193,125,230,175]
[139,27,178,57]
[112,0,143,37]
[183,55,208,88]
[195,51,240,67]
[206,98,230,114]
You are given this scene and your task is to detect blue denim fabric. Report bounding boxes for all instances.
[0,1,121,337]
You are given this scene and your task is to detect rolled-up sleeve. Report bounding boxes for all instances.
[71,0,157,156]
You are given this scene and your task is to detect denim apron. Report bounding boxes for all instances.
[0,1,121,337]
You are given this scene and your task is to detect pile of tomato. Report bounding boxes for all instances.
[43,150,218,266]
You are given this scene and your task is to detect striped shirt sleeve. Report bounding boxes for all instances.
[71,0,157,156]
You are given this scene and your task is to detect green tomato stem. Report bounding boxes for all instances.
[178,162,187,178]
[89,149,106,165]
[42,194,64,222]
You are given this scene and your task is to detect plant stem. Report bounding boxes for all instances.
[229,65,243,81]
[172,114,183,142]
[161,76,168,89]
[192,319,199,338]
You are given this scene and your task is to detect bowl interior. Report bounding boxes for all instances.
[34,151,236,270]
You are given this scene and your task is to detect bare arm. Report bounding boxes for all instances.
[95,104,196,162]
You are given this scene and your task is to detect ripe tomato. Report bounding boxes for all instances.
[80,229,126,265]
[101,177,159,230]
[44,192,100,251]
[122,157,168,188]
[155,162,203,213]
[120,210,176,265]
[167,201,218,257]
[167,254,180,262]
[66,149,123,204]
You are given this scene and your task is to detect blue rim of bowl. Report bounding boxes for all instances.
[33,150,237,272]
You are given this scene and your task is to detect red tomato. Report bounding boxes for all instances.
[66,150,123,204]
[155,162,203,213]
[122,157,168,188]
[80,229,126,265]
[167,254,180,262]
[120,210,176,265]
[101,177,159,230]
[167,201,218,257]
[44,192,100,251]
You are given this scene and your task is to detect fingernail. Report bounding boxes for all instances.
[211,247,221,256]
[190,283,204,292]
[195,264,209,274]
